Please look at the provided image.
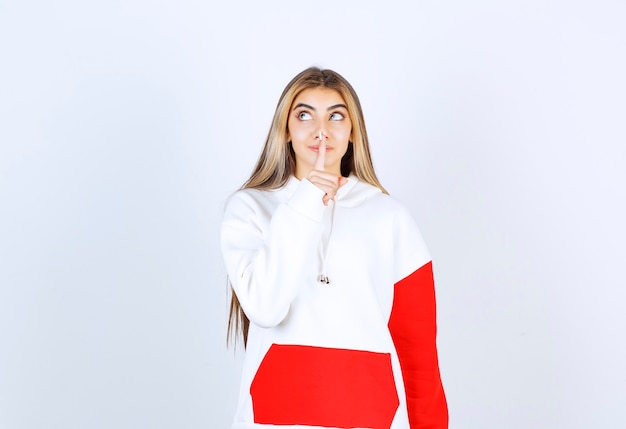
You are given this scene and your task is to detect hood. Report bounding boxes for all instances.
[334,175,383,207]
[283,175,383,208]
[283,175,384,285]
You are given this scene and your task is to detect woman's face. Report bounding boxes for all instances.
[287,87,352,179]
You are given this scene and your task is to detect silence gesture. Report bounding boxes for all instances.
[307,131,348,205]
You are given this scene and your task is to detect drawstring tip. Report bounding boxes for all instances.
[317,274,330,284]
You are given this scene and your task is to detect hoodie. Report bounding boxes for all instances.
[220,175,448,429]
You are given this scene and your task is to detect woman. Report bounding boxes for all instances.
[220,67,448,429]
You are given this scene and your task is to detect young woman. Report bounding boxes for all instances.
[220,67,448,429]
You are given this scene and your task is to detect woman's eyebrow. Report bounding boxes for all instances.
[293,103,315,111]
[327,103,348,111]
[292,103,348,111]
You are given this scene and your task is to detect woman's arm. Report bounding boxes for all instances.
[220,180,325,328]
[387,207,448,429]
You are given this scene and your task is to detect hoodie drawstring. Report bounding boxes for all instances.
[317,200,336,284]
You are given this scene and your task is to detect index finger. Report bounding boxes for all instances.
[315,131,326,171]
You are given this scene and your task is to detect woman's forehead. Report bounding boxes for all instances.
[292,87,346,106]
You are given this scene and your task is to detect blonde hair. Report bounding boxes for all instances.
[228,67,387,346]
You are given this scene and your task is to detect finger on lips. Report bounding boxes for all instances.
[309,131,345,206]
[315,130,326,171]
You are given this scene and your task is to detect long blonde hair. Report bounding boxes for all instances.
[228,67,388,346]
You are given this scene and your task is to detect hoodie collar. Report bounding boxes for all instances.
[283,175,381,207]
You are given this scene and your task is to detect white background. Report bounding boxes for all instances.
[1,1,625,428]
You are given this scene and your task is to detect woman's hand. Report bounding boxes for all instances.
[307,133,348,205]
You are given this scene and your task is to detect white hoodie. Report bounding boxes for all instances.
[220,176,448,429]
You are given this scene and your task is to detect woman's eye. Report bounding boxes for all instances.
[329,112,344,121]
[298,111,312,120]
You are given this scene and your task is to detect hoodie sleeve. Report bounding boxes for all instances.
[220,179,326,328]
[387,206,448,429]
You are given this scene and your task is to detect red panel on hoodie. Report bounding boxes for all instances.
[388,261,449,429]
[250,343,400,429]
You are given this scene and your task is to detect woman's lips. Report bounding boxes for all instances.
[309,145,332,152]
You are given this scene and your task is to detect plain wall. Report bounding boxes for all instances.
[1,1,624,428]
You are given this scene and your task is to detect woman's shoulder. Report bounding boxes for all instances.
[229,186,274,201]
[358,185,421,229]
[223,179,296,215]
[225,187,277,210]
[348,180,409,212]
